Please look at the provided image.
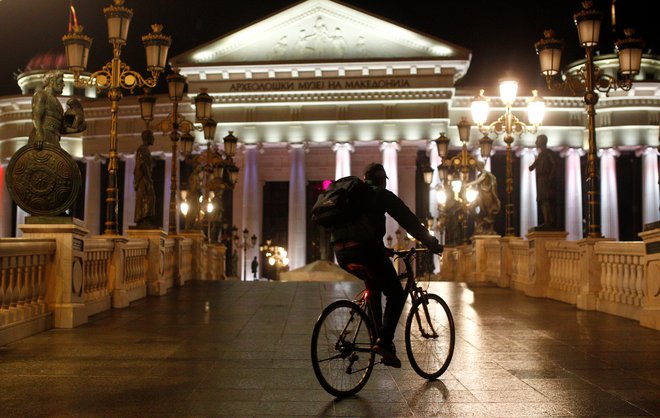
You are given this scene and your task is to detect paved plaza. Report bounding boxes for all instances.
[0,280,659,417]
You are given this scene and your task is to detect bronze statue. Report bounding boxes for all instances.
[529,134,559,229]
[133,130,157,228]
[6,71,85,217]
[29,71,86,149]
[466,161,501,235]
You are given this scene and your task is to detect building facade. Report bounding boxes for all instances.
[0,0,658,280]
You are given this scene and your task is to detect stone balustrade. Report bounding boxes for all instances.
[595,241,646,321]
[438,226,660,331]
[546,241,581,305]
[161,237,176,292]
[510,240,532,292]
[178,237,193,285]
[112,238,149,308]
[81,238,114,317]
[0,238,55,343]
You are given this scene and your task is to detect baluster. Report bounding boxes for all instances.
[1,258,8,311]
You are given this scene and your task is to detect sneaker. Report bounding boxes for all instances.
[373,338,401,368]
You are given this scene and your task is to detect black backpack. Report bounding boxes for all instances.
[311,176,372,228]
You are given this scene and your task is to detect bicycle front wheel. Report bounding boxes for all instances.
[311,300,376,397]
[405,293,455,379]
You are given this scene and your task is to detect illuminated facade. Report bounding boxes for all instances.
[0,0,658,281]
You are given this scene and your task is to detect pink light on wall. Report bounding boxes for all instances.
[322,180,332,190]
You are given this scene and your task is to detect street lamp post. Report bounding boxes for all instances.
[534,0,643,238]
[470,82,545,236]
[434,118,484,244]
[139,75,212,235]
[237,228,257,281]
[62,0,170,235]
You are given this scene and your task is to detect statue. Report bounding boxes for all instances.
[29,71,86,149]
[6,71,85,217]
[133,130,157,228]
[466,161,501,235]
[529,134,559,229]
[442,191,463,246]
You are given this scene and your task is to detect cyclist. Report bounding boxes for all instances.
[332,163,443,368]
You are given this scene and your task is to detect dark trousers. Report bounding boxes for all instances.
[335,243,405,343]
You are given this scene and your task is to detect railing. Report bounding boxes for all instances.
[178,238,193,285]
[484,239,501,282]
[112,238,148,309]
[595,241,646,321]
[546,241,581,305]
[510,240,533,291]
[81,238,114,317]
[0,239,55,327]
[161,238,176,290]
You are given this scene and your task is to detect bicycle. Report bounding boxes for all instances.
[310,247,456,398]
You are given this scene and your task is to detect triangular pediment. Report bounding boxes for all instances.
[171,0,470,66]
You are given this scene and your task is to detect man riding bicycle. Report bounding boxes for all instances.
[331,163,443,368]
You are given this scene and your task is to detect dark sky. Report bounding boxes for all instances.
[0,0,656,96]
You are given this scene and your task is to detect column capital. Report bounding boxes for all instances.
[379,140,401,152]
[242,142,263,153]
[560,147,586,158]
[635,145,660,158]
[598,147,621,158]
[515,147,537,158]
[287,141,309,153]
[332,142,354,153]
[119,153,136,161]
[82,154,106,164]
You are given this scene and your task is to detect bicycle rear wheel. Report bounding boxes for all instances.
[311,300,376,397]
[405,293,455,379]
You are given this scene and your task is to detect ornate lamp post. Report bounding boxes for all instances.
[470,81,545,236]
[139,75,212,235]
[534,0,643,238]
[434,118,483,244]
[237,228,258,281]
[62,0,170,235]
[183,123,240,248]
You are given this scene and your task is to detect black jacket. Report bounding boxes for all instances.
[331,181,439,249]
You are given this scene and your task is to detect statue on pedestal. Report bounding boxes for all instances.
[466,161,501,235]
[133,130,157,228]
[529,134,559,230]
[6,71,85,217]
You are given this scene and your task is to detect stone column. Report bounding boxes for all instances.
[121,154,135,234]
[518,147,538,236]
[287,144,307,270]
[333,142,353,179]
[242,145,261,281]
[0,162,12,238]
[428,143,441,274]
[162,153,172,232]
[638,146,660,225]
[381,141,400,244]
[525,230,568,298]
[83,156,102,236]
[562,148,584,240]
[599,148,620,240]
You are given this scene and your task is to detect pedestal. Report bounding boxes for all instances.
[524,230,568,298]
[200,242,226,281]
[499,236,523,289]
[20,219,89,328]
[179,230,204,279]
[126,228,168,296]
[472,235,501,284]
[575,237,610,310]
[639,227,660,330]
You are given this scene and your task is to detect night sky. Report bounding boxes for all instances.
[0,0,657,97]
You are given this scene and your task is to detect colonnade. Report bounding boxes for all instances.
[0,143,658,280]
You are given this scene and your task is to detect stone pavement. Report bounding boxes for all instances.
[0,280,659,417]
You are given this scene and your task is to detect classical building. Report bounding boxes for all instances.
[0,0,658,282]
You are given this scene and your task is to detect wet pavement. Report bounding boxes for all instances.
[0,280,659,417]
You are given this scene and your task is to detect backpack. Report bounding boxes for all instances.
[311,176,372,228]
